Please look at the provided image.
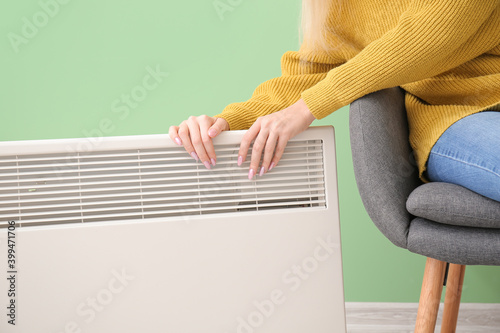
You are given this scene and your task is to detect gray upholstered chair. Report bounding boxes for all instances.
[349,87,500,333]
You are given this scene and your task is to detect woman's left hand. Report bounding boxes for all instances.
[238,98,316,179]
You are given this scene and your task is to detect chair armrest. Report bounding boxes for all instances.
[349,87,421,249]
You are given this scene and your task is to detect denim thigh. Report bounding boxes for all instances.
[426,111,500,202]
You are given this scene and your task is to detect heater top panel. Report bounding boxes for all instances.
[0,127,337,229]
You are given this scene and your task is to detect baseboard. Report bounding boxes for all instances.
[345,302,500,332]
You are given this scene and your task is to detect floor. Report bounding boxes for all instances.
[345,303,500,333]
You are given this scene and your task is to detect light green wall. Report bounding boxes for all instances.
[1,0,498,303]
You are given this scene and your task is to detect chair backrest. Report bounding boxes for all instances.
[349,87,421,249]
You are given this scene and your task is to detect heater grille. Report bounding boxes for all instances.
[0,140,326,228]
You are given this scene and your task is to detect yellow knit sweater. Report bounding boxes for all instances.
[213,0,500,180]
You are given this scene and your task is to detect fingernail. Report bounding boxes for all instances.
[203,161,211,169]
[248,168,255,180]
[190,152,199,162]
[237,155,243,166]
[269,162,275,171]
[208,128,217,137]
[211,158,216,166]
[259,167,265,176]
[174,137,182,145]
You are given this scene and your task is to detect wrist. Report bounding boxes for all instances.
[295,99,316,124]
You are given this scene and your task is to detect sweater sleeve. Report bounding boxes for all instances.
[212,50,342,130]
[301,0,500,119]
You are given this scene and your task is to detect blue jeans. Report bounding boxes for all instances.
[426,111,500,202]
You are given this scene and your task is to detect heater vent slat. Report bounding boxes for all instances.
[0,151,320,174]
[0,161,324,184]
[0,139,327,228]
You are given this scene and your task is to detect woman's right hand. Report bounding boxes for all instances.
[169,115,229,169]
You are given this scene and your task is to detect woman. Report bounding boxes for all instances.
[169,0,500,201]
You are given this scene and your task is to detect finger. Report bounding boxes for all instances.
[177,122,197,161]
[208,117,229,138]
[198,116,217,167]
[269,135,289,171]
[248,129,269,180]
[168,125,182,146]
[259,131,278,176]
[186,116,211,169]
[238,118,262,167]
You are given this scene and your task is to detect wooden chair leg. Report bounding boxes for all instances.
[415,257,447,333]
[441,264,466,333]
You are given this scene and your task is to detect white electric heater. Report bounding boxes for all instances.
[0,126,345,333]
